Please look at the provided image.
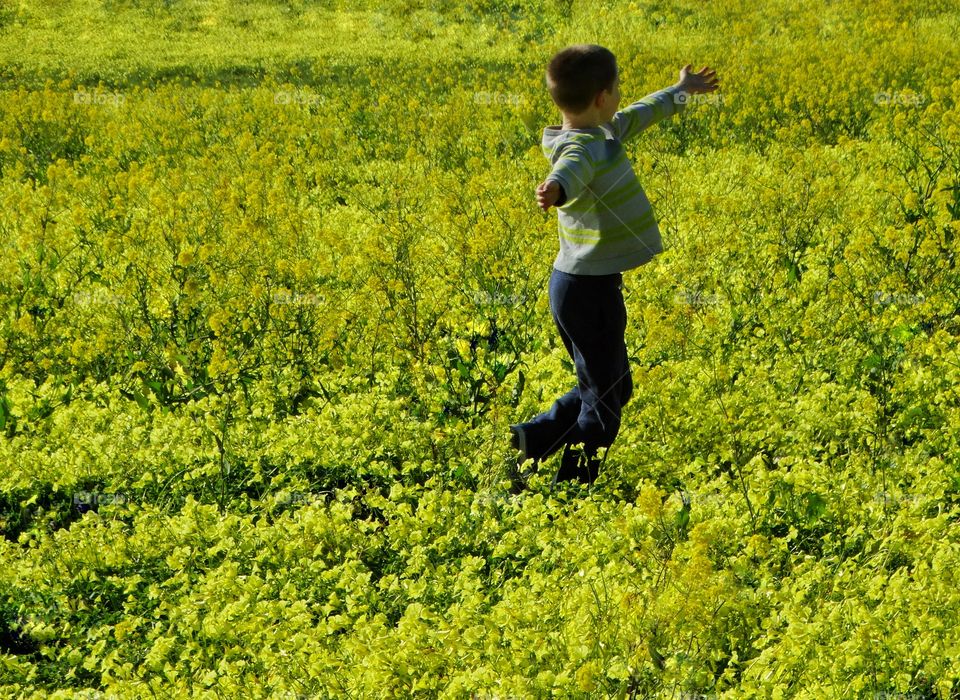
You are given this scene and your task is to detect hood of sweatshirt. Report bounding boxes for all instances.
[540,124,612,164]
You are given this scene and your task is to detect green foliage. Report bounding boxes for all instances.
[1,0,960,697]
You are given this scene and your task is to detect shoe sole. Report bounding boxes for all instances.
[550,446,609,492]
[507,457,539,494]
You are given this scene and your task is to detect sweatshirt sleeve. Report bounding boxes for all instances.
[608,84,688,143]
[544,142,595,206]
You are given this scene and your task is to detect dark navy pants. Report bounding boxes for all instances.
[518,267,633,460]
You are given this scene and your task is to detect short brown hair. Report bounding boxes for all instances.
[545,44,618,114]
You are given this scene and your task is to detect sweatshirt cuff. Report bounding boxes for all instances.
[546,175,569,206]
[666,84,690,113]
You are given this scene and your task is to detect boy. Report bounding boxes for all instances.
[508,44,719,492]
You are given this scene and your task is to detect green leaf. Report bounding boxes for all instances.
[133,391,150,411]
[675,502,690,533]
[891,324,916,343]
[804,492,826,524]
[863,354,882,370]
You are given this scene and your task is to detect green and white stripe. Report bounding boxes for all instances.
[541,84,687,275]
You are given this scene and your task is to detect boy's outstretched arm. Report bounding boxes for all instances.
[610,64,720,143]
[535,142,595,212]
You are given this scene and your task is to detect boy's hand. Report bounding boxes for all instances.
[536,180,562,212]
[675,64,720,95]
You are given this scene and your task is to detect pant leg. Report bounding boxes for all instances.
[556,270,629,454]
[521,269,631,459]
[519,269,584,460]
[521,384,581,460]
[616,342,632,407]
[614,275,633,407]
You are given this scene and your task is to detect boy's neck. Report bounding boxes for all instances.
[562,118,600,130]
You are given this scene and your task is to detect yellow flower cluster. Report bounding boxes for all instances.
[1,1,959,698]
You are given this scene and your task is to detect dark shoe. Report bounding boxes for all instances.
[578,448,603,485]
[507,455,539,495]
[551,445,607,490]
[551,443,583,489]
[508,425,520,451]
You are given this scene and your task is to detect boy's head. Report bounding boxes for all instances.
[545,44,620,126]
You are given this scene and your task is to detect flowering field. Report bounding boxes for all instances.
[1,0,960,697]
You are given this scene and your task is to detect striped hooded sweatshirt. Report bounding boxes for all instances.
[541,83,688,275]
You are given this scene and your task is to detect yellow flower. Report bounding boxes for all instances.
[208,310,228,335]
